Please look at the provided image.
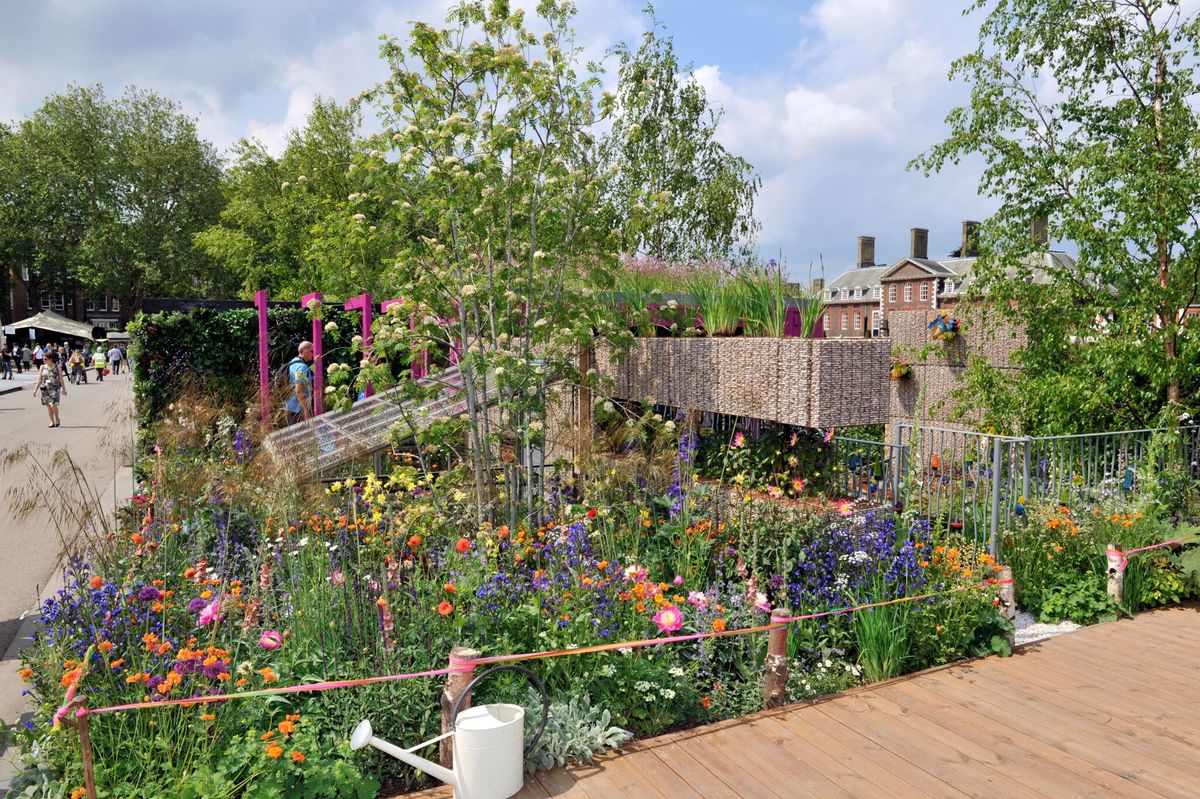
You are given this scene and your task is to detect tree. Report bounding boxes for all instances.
[600,5,760,261]
[0,85,229,317]
[914,1,1200,433]
[196,99,406,298]
[342,0,628,525]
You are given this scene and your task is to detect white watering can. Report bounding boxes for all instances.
[350,664,549,799]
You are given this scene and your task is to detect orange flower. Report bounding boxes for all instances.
[712,618,727,633]
[291,751,306,763]
[98,640,114,653]
[443,582,456,594]
[278,720,296,735]
[261,731,275,741]
[131,533,145,546]
[455,537,471,553]
[71,789,87,799]
[60,669,81,688]
[286,714,301,722]
[407,535,421,548]
[437,600,454,616]
[89,576,104,590]
[19,668,32,681]
[700,695,712,709]
[183,567,197,579]
[265,743,284,759]
[200,713,216,721]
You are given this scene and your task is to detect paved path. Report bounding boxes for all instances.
[0,363,134,783]
[408,604,1200,799]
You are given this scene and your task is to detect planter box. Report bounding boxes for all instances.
[596,337,888,428]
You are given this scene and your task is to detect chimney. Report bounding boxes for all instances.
[910,227,928,259]
[1030,214,1048,248]
[961,220,979,258]
[811,277,825,292]
[856,236,875,269]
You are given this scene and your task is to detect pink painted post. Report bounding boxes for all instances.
[382,299,425,379]
[300,292,324,416]
[344,293,374,398]
[254,289,270,427]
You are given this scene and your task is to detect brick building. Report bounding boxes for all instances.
[6,267,122,331]
[821,237,887,338]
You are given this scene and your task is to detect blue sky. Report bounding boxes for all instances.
[0,0,996,283]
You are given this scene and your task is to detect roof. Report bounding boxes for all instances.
[9,311,94,340]
[825,250,1075,302]
[880,257,955,280]
[824,265,888,303]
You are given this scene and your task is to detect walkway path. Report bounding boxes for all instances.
[409,604,1200,798]
[0,363,135,785]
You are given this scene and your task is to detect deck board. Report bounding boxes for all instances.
[397,604,1200,798]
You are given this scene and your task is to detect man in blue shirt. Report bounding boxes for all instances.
[284,341,315,426]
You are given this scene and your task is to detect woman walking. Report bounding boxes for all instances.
[32,351,67,428]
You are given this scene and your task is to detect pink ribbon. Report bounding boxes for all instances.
[1106,535,1199,572]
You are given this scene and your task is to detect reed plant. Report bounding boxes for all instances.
[687,269,745,336]
[851,574,912,682]
[740,265,787,337]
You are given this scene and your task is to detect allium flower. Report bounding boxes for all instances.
[259,630,282,650]
[653,606,683,633]
[187,597,207,613]
[137,586,161,603]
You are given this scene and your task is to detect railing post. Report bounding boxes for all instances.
[441,646,479,769]
[891,424,906,504]
[989,436,1003,557]
[763,610,790,709]
[1022,437,1032,508]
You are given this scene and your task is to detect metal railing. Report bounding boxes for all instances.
[834,423,1200,554]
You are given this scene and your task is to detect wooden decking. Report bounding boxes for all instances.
[406,604,1200,798]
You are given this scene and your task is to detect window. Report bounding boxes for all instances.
[854,288,862,299]
[20,266,30,282]
[100,296,109,312]
[827,290,835,301]
[823,312,830,332]
[873,286,882,300]
[852,311,861,331]
[872,310,882,333]
[888,285,896,303]
[41,295,50,310]
[86,298,96,312]
[840,311,848,331]
[920,282,929,302]
[111,297,120,312]
[840,288,849,301]
[904,284,912,303]
[54,293,65,310]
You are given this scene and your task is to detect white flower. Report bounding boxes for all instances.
[296,175,307,183]
[324,322,339,333]
[659,688,676,700]
[351,213,366,223]
[461,284,477,297]
[668,667,685,678]
[533,250,546,260]
[352,335,363,345]
[280,181,290,190]
[663,420,676,432]
[528,420,544,433]
[298,537,309,547]
[306,298,319,311]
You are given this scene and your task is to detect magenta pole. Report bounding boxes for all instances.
[254,289,270,426]
[344,293,373,398]
[381,298,422,379]
[301,292,324,415]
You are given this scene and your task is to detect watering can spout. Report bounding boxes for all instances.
[350,720,458,789]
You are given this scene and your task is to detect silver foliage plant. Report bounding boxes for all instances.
[522,690,632,773]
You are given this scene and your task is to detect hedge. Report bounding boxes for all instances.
[129,305,358,431]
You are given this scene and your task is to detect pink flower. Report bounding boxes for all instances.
[197,597,224,627]
[731,432,746,449]
[792,478,807,494]
[653,606,683,633]
[753,592,772,612]
[673,575,684,586]
[259,630,282,650]
[788,432,798,447]
[837,499,853,517]
[687,591,709,609]
[823,427,836,444]
[766,485,782,499]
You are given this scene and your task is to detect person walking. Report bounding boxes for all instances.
[32,343,44,371]
[32,350,67,427]
[107,343,123,375]
[20,345,31,374]
[92,346,107,382]
[1,346,12,380]
[69,349,87,384]
[283,341,315,426]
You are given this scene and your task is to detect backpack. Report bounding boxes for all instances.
[274,356,307,395]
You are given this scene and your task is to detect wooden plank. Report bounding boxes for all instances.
[715,715,857,798]
[679,729,792,799]
[922,669,1193,798]
[885,680,1140,798]
[648,738,753,799]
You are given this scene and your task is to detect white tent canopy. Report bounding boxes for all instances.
[10,310,94,340]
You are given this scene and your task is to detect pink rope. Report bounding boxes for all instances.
[1106,535,1200,572]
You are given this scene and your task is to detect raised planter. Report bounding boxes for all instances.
[595,337,889,428]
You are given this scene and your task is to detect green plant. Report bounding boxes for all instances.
[686,269,745,336]
[740,264,787,337]
[851,576,912,683]
[786,651,862,701]
[1038,574,1117,625]
[521,690,632,773]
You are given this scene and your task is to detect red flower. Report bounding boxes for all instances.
[586,508,597,519]
[89,576,103,590]
[407,535,421,548]
[455,538,471,554]
[437,601,454,616]
[443,582,456,594]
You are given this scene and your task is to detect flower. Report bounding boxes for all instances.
[731,432,746,449]
[792,478,807,494]
[266,743,284,759]
[586,508,597,519]
[455,538,471,554]
[200,712,216,721]
[198,597,224,627]
[259,630,283,650]
[824,427,836,444]
[437,601,454,617]
[278,720,296,735]
[766,485,782,499]
[712,618,727,633]
[653,606,682,633]
[407,535,422,548]
[89,576,103,590]
[443,582,456,594]
[291,751,306,763]
[461,284,477,297]
[837,499,853,517]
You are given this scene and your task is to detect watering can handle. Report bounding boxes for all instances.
[449,663,550,757]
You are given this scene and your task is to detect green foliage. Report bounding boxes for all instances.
[600,5,760,260]
[685,268,745,336]
[521,690,632,773]
[786,652,862,702]
[129,305,356,430]
[740,264,788,337]
[851,576,911,683]
[0,84,230,316]
[1038,574,1117,625]
[915,1,1200,431]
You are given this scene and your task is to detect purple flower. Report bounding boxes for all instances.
[187,597,207,613]
[137,586,161,603]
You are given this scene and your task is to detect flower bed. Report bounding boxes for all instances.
[12,401,1200,798]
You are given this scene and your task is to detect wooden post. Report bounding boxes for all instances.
[440,646,479,769]
[65,695,98,799]
[763,610,790,709]
[998,566,1016,621]
[1106,543,1124,604]
[577,345,593,461]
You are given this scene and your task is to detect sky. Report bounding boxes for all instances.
[0,0,997,283]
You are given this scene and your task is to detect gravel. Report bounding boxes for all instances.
[1013,610,1081,647]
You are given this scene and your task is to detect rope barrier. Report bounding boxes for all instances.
[62,578,1011,720]
[1105,534,1200,572]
